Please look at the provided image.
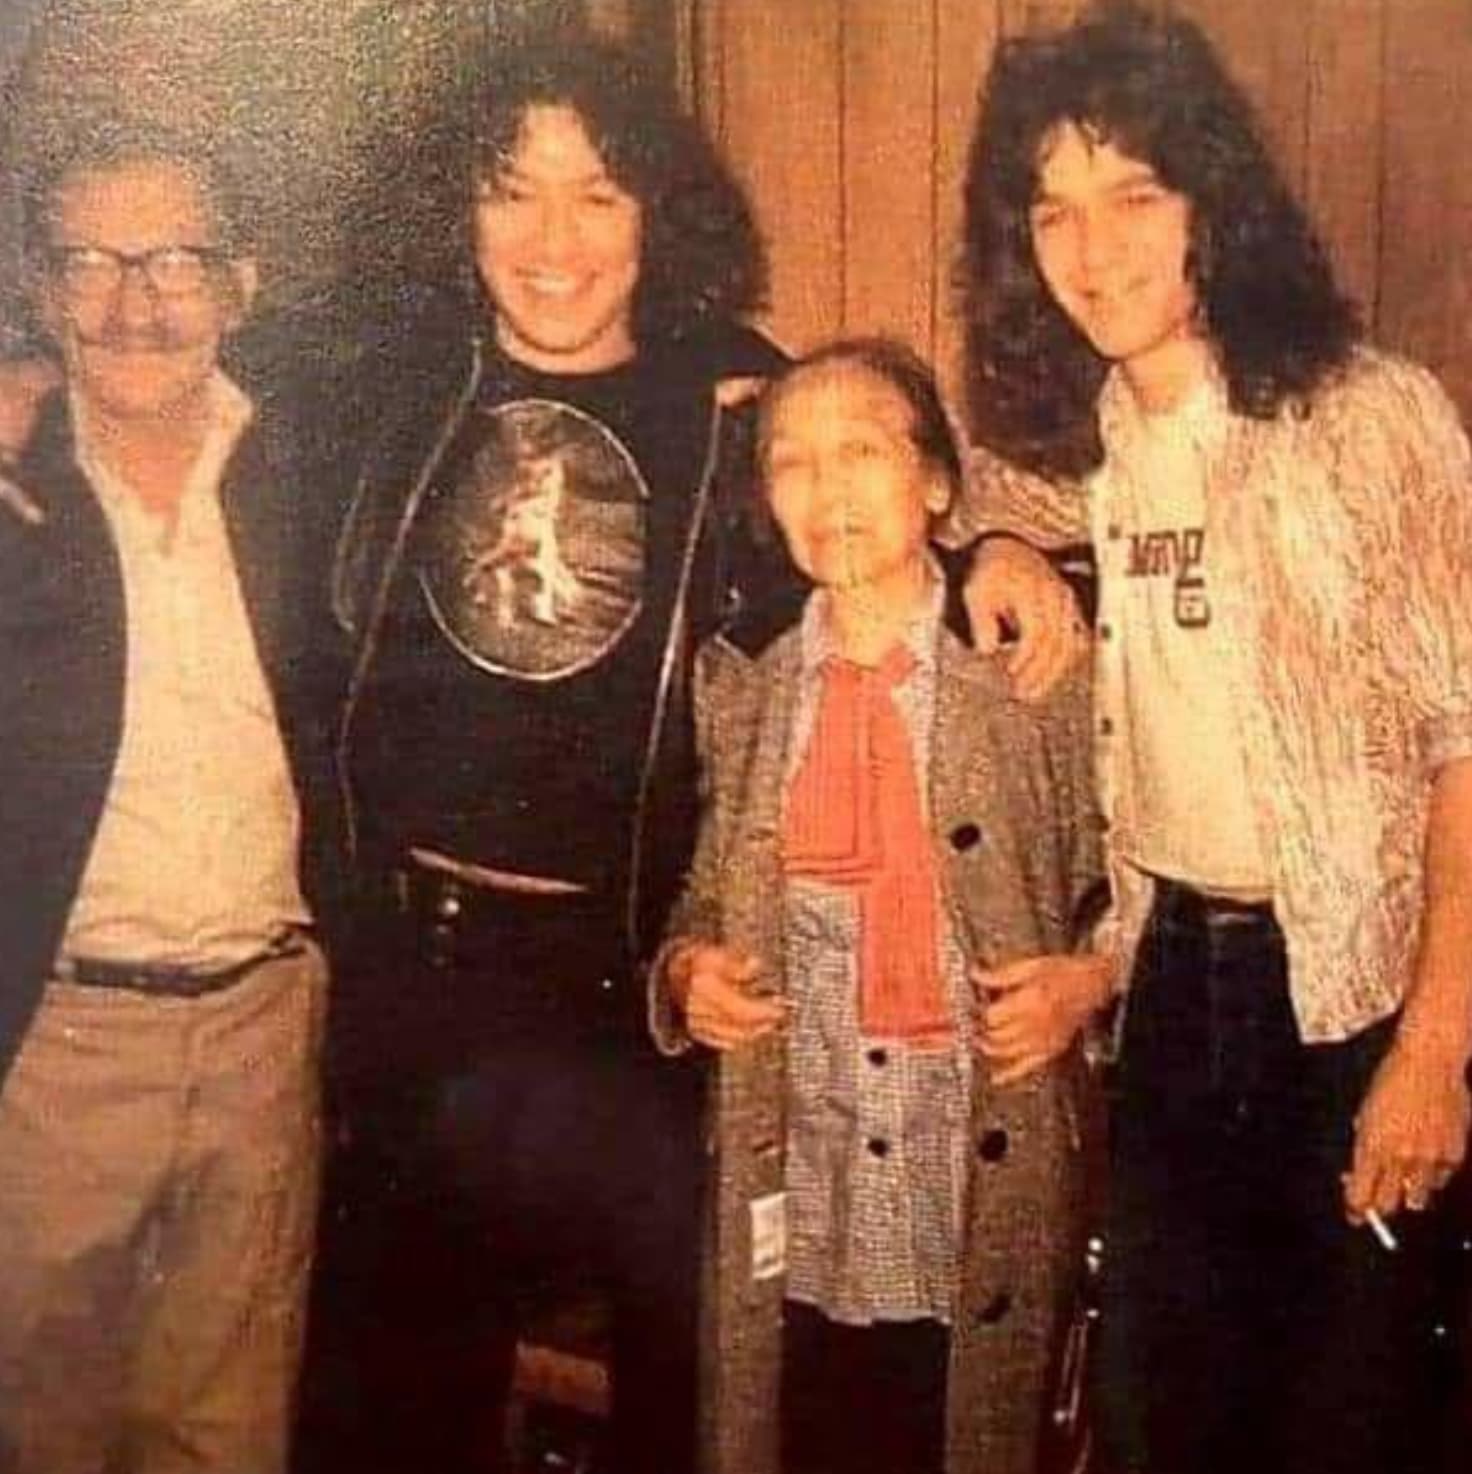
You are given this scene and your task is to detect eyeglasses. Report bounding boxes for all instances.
[46,244,230,300]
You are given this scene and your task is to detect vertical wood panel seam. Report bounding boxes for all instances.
[838,0,848,333]
[929,0,940,361]
[1370,0,1387,332]
[1300,0,1314,201]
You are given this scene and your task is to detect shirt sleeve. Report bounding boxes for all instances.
[938,442,1091,550]
[1353,358,1472,772]
[647,642,732,1055]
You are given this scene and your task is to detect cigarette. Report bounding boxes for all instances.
[1365,1208,1398,1251]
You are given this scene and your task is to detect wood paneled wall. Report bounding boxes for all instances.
[649,0,1472,427]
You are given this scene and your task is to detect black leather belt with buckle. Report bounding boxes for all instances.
[1153,877,1275,933]
[57,933,308,998]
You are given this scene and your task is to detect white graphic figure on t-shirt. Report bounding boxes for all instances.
[466,453,583,627]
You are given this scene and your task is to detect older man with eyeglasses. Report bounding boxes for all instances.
[0,122,342,1474]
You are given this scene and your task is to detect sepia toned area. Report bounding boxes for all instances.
[678,0,1472,425]
[5,0,1471,415]
[1,2,1469,1472]
[0,0,486,335]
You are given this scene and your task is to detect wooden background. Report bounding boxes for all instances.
[600,0,1472,429]
[6,0,1470,431]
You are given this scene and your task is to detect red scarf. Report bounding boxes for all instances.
[782,645,952,1047]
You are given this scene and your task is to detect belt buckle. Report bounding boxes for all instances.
[424,876,465,970]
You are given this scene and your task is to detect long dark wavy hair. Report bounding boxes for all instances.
[960,2,1359,479]
[467,32,767,347]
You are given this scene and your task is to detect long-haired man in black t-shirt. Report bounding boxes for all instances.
[297,32,791,1474]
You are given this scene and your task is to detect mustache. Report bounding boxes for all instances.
[73,320,193,353]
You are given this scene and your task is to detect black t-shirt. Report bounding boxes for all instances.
[350,341,762,898]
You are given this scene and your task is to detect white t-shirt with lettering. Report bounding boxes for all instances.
[1103,378,1271,897]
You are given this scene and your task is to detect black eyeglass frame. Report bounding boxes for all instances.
[44,243,234,299]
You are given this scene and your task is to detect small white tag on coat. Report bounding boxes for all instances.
[750,1191,787,1281]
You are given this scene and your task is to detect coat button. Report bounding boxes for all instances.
[977,1291,1013,1325]
[949,822,982,852]
[866,1137,889,1158]
[866,1047,888,1067]
[977,1128,1009,1162]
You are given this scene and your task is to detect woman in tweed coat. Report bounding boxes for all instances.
[651,339,1108,1474]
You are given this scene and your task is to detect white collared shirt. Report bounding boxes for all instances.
[60,375,308,968]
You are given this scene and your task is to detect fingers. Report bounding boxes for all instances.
[681,945,784,1052]
[963,577,1005,655]
[1343,1049,1470,1225]
[974,993,1059,1074]
[1342,1153,1401,1224]
[687,988,785,1051]
[1005,600,1088,703]
[988,1051,1050,1088]
[975,1026,1031,1059]
[962,540,1088,699]
[1343,1142,1461,1223]
[971,957,1044,994]
[975,960,1056,1050]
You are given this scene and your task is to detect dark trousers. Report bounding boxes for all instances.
[1095,880,1445,1474]
[295,891,702,1474]
[780,1301,948,1474]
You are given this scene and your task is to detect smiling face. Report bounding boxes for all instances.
[1028,121,1209,408]
[38,158,253,426]
[762,362,949,606]
[472,103,642,375]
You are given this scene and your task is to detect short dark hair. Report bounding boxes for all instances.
[758,336,964,514]
[960,2,1359,478]
[468,33,767,345]
[19,116,247,264]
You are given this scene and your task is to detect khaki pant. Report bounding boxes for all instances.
[0,943,326,1474]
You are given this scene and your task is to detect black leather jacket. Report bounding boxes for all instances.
[329,298,795,970]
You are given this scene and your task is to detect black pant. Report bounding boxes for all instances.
[295,892,703,1474]
[1094,880,1445,1474]
[781,1302,948,1474]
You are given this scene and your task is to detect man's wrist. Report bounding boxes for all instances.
[1390,1016,1472,1076]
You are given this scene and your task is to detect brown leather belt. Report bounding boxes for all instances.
[57,932,308,998]
[406,846,589,897]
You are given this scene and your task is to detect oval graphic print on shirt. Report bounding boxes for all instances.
[418,398,649,680]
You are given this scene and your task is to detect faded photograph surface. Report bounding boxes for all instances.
[1,5,1469,1474]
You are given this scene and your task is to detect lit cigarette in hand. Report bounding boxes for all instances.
[1364,1208,1398,1252]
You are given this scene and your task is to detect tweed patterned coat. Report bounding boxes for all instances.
[652,598,1102,1474]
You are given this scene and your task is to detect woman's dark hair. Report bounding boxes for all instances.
[960,2,1359,478]
[758,336,964,512]
[467,32,767,346]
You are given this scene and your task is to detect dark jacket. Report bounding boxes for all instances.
[0,392,346,1090]
[330,300,795,968]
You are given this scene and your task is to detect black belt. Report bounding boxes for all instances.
[57,933,308,998]
[381,859,627,997]
[1152,877,1275,934]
